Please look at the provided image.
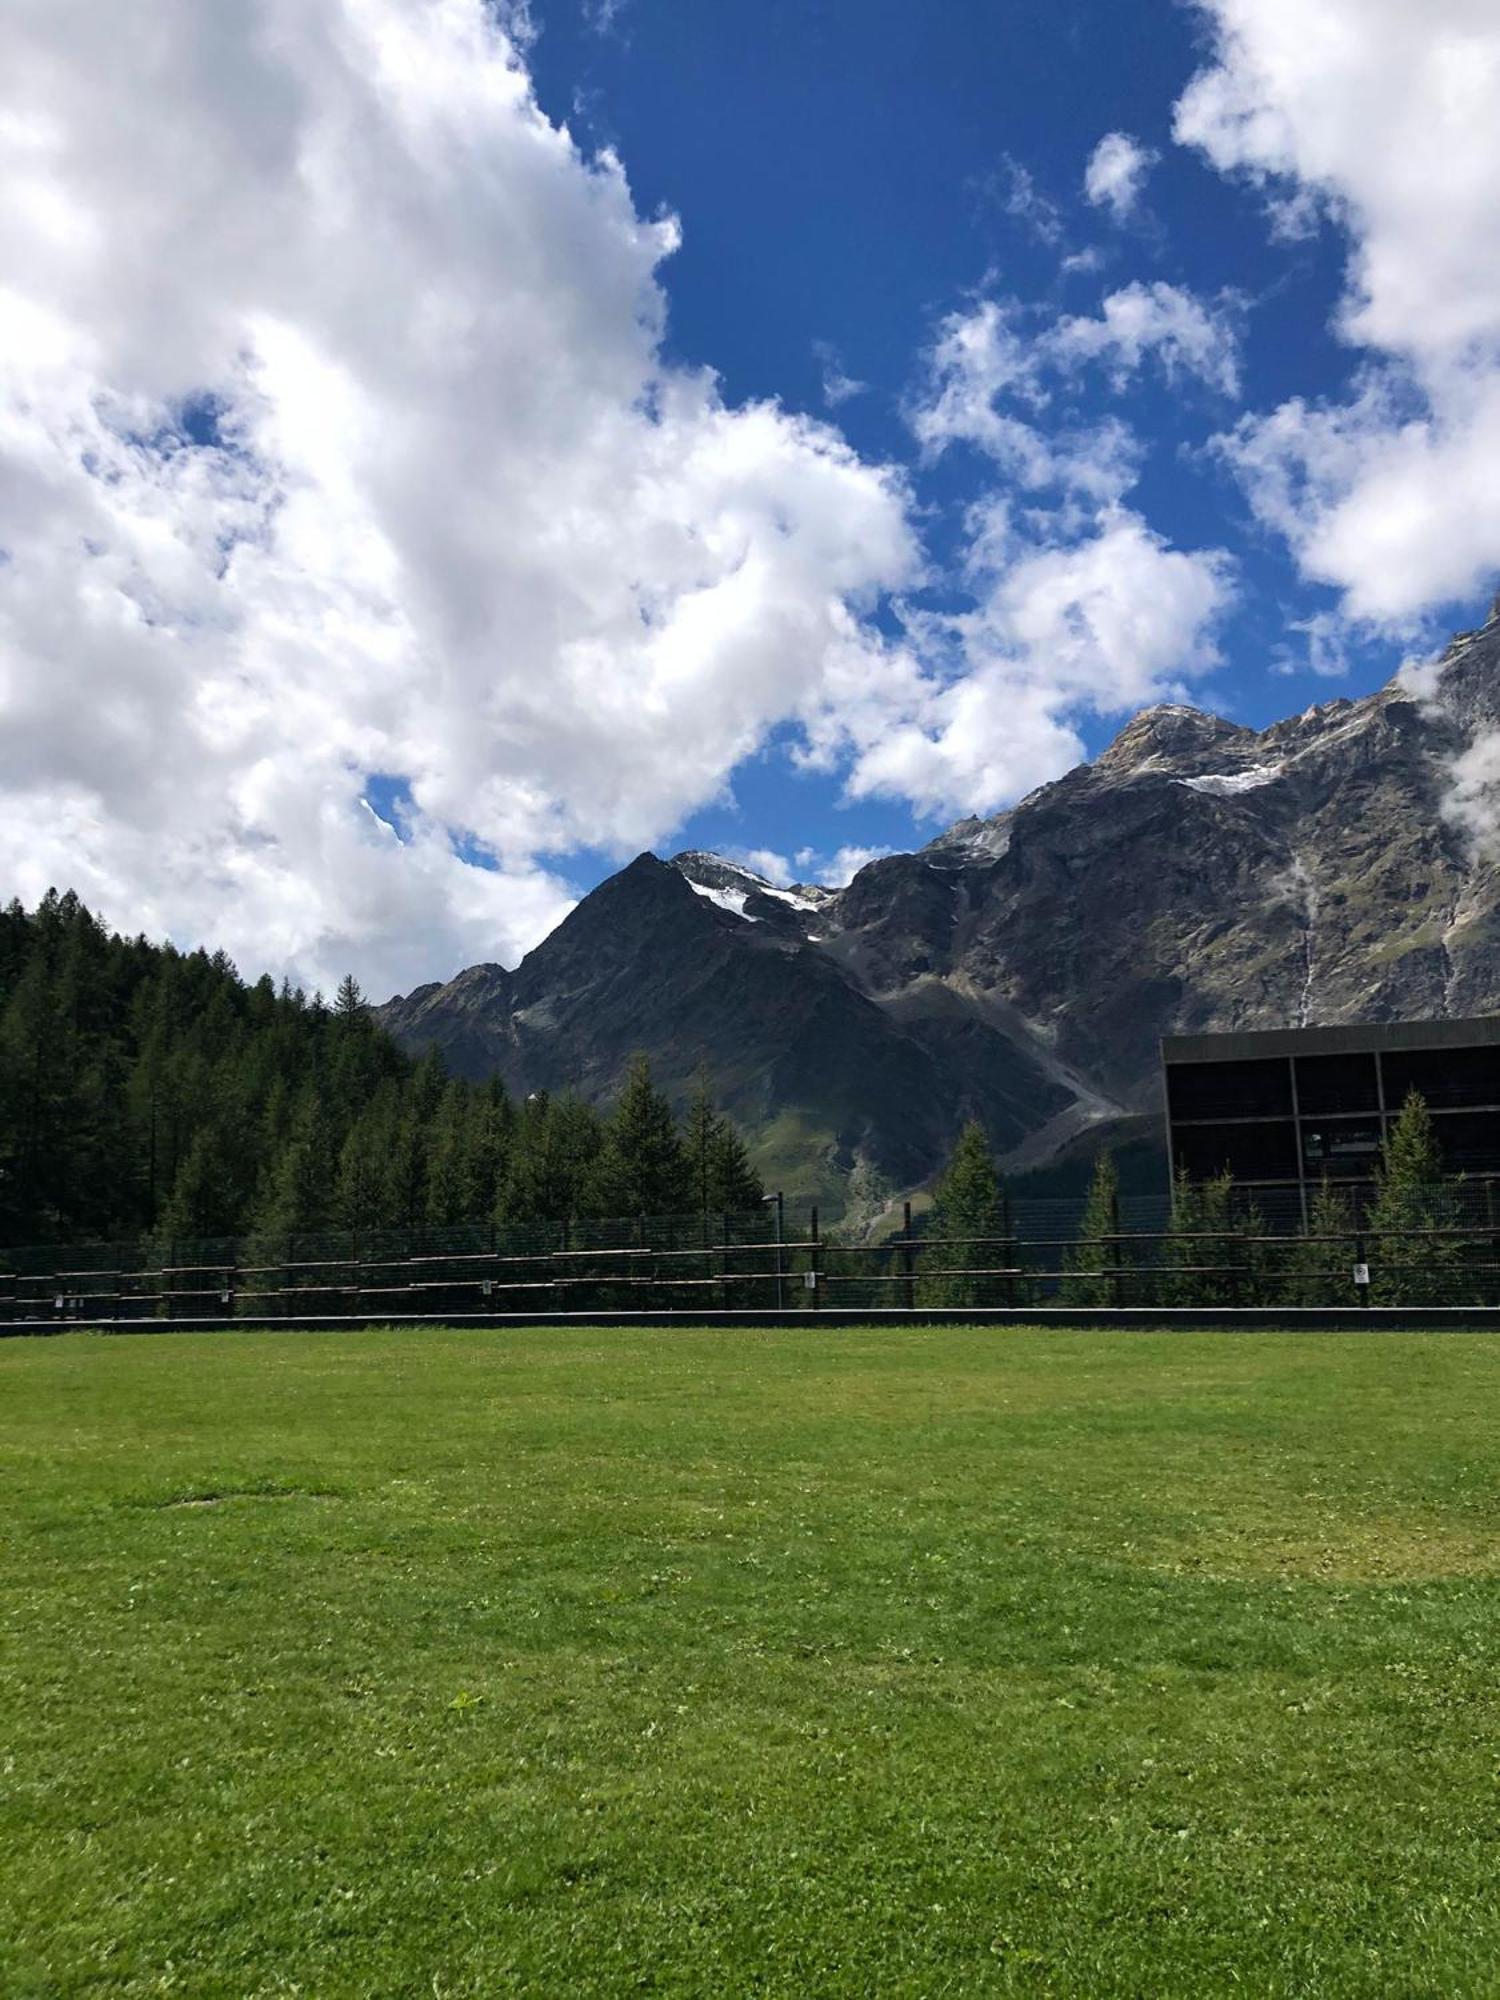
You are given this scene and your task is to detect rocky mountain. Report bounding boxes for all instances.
[379,599,1500,1208]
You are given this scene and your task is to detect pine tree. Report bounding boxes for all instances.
[551,1097,607,1219]
[682,1070,764,1215]
[706,1115,764,1213]
[920,1121,1005,1308]
[425,1079,475,1228]
[1282,1178,1356,1307]
[587,1056,690,1219]
[384,1108,429,1240]
[464,1078,514,1223]
[158,1122,241,1243]
[498,1092,605,1227]
[1060,1150,1120,1307]
[252,1094,336,1241]
[1159,1169,1242,1306]
[333,1111,392,1236]
[498,1091,551,1226]
[1368,1090,1463,1305]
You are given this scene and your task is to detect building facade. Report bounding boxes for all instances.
[1161,1016,1500,1219]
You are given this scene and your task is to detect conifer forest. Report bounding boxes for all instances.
[0,891,763,1248]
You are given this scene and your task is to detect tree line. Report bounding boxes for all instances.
[917,1092,1480,1308]
[0,891,762,1249]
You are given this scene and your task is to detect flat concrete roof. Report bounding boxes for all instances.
[1162,1015,1500,1064]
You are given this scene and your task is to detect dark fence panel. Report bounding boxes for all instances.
[8,1191,1500,1323]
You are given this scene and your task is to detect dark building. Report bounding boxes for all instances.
[1161,1016,1500,1218]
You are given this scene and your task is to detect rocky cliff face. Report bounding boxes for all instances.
[378,601,1500,1204]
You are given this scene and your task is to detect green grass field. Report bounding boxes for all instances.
[5,1327,1500,1997]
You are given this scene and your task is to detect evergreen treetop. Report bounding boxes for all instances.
[587,1055,691,1218]
[920,1120,1005,1308]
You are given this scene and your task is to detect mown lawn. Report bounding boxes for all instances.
[4,1326,1500,1997]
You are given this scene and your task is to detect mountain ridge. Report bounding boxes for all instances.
[378,600,1500,1209]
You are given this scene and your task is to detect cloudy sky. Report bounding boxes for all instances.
[3,0,1498,997]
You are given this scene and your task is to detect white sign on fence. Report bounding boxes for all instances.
[1352,1263,1370,1288]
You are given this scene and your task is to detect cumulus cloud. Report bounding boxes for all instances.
[809,845,893,888]
[0,0,922,994]
[1084,133,1159,220]
[802,503,1234,821]
[1048,282,1240,397]
[888,283,1238,821]
[0,0,1260,991]
[747,843,894,889]
[721,847,795,887]
[1177,0,1500,623]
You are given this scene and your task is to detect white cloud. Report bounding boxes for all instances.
[1270,610,1355,679]
[813,340,867,410]
[720,846,794,887]
[583,0,628,35]
[1177,0,1500,622]
[912,286,1238,487]
[812,845,892,888]
[1084,133,1159,221]
[1442,729,1500,859]
[0,0,924,995]
[912,300,1142,500]
[992,155,1067,247]
[1048,282,1240,397]
[807,505,1234,821]
[892,285,1238,821]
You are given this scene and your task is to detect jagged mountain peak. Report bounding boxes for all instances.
[1093,702,1260,779]
[378,605,1500,1214]
[925,813,1012,862]
[670,850,833,923]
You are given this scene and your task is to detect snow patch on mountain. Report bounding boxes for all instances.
[671,849,831,915]
[1178,763,1285,796]
[760,884,824,913]
[685,879,756,920]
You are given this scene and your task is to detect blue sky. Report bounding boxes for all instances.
[517,0,1491,884]
[5,0,1499,991]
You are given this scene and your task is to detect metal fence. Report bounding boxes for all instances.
[7,1188,1500,1323]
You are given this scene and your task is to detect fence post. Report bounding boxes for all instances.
[1000,1188,1015,1309]
[774,1191,786,1312]
[1228,1217,1242,1308]
[1109,1185,1122,1309]
[810,1206,822,1312]
[1354,1228,1369,1308]
[902,1200,915,1311]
